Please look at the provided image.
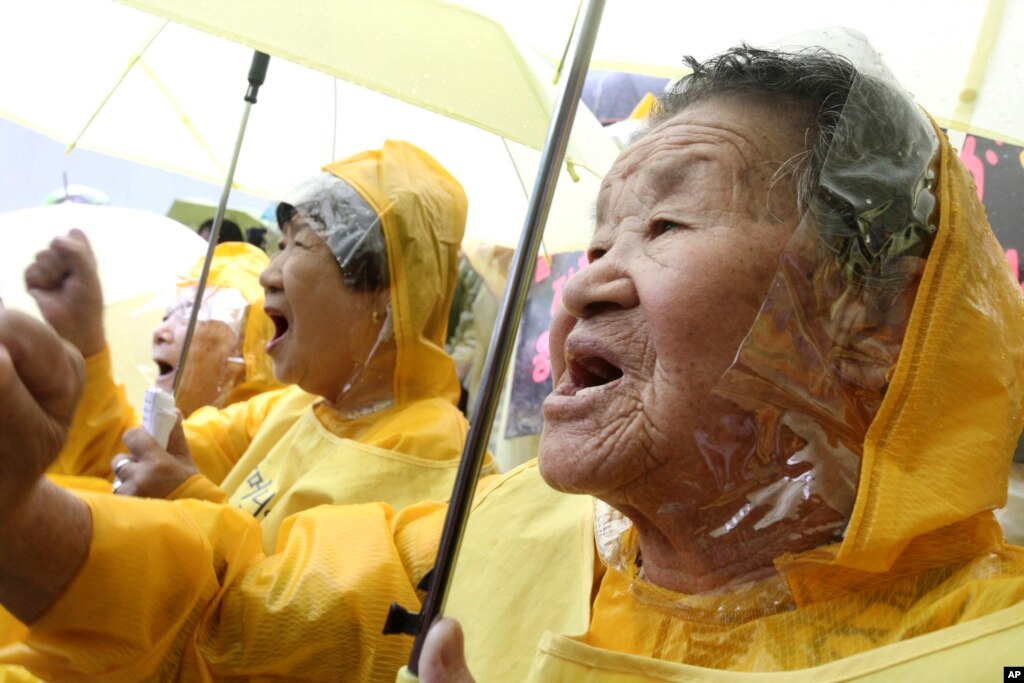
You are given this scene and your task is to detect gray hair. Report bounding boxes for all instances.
[648,45,938,292]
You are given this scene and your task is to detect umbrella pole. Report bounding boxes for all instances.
[172,51,270,398]
[383,0,606,676]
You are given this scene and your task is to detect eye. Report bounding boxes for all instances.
[650,219,686,237]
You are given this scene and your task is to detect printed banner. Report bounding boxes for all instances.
[505,251,588,439]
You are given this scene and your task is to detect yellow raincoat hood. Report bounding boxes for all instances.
[315,140,466,408]
[799,123,1024,575]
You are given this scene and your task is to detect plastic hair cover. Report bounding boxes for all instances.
[278,172,389,292]
[597,28,940,595]
[275,172,396,416]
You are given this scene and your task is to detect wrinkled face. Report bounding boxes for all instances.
[259,216,388,402]
[539,96,811,508]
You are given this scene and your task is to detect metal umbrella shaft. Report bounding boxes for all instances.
[390,0,606,673]
[173,51,269,397]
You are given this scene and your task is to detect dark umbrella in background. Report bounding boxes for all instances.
[581,69,669,125]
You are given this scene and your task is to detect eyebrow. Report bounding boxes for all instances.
[647,157,692,195]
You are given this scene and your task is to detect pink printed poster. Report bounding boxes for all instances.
[505,251,588,438]
[958,134,1024,292]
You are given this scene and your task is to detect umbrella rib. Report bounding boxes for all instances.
[501,136,552,267]
[552,0,584,85]
[136,59,228,177]
[949,0,1004,137]
[66,19,169,154]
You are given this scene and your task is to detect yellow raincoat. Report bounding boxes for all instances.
[157,142,475,550]
[441,123,1024,679]
[5,104,1023,683]
[46,240,281,479]
[0,142,475,680]
[42,142,472,548]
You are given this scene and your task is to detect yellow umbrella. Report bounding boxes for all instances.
[116,0,611,162]
[480,0,1024,146]
[0,0,616,254]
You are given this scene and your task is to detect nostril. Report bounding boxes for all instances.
[582,301,622,318]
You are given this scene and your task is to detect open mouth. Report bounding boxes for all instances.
[270,315,289,341]
[264,306,290,350]
[564,354,623,396]
[153,356,177,391]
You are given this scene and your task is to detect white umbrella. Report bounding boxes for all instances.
[479,0,1024,146]
[0,0,618,254]
[0,203,208,410]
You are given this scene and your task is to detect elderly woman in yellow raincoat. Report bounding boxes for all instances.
[24,140,472,529]
[1,34,1023,682]
[25,238,281,480]
[0,140,476,679]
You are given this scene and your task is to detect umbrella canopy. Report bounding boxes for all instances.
[41,184,112,206]
[0,204,208,411]
[0,0,616,254]
[166,197,267,233]
[480,0,1024,146]
[115,0,611,161]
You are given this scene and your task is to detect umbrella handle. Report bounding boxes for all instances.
[383,0,606,676]
[173,51,270,397]
[246,52,270,103]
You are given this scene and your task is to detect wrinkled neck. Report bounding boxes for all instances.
[603,493,844,595]
[325,358,395,418]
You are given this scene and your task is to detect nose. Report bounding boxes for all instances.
[559,249,638,320]
[259,253,283,293]
[152,317,175,345]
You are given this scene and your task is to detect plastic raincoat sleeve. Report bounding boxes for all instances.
[46,343,293,486]
[9,492,446,681]
[46,347,138,479]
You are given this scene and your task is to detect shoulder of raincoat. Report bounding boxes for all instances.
[443,126,1024,679]
[45,242,281,480]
